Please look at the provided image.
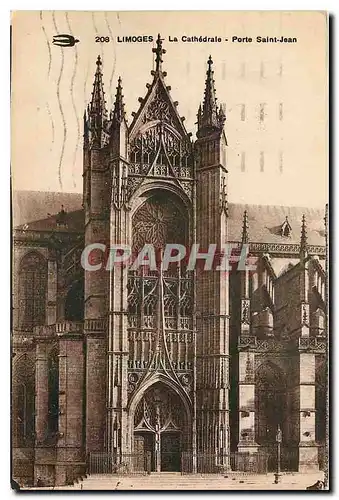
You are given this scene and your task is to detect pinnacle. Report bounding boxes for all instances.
[87,55,108,148]
[112,76,126,124]
[300,214,308,258]
[197,55,225,138]
[241,210,249,244]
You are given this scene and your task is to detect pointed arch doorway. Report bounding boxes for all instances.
[133,382,189,472]
[255,362,287,471]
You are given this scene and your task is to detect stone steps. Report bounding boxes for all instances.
[23,471,325,491]
[68,471,325,491]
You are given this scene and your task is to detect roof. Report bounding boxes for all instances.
[15,209,84,233]
[227,203,325,246]
[12,190,83,227]
[13,191,326,247]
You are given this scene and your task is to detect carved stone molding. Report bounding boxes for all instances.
[229,241,325,257]
[84,318,107,333]
[238,336,292,353]
[238,336,257,350]
[298,337,326,353]
[127,372,140,393]
[241,299,250,325]
[255,338,289,352]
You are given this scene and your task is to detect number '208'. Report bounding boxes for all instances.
[95,36,110,42]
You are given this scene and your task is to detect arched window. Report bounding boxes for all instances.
[12,354,35,447]
[280,217,292,238]
[127,192,192,370]
[18,252,47,329]
[132,193,187,255]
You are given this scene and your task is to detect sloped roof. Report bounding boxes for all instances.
[15,209,84,233]
[12,190,83,227]
[13,191,325,247]
[227,203,325,246]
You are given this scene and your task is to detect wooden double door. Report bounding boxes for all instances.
[134,431,181,472]
[133,383,188,472]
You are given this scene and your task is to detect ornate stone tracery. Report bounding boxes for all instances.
[132,195,187,252]
[129,126,193,178]
[127,192,193,399]
[127,90,194,200]
[18,251,47,329]
[142,86,175,127]
[134,384,183,432]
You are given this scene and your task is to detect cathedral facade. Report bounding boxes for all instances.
[12,36,327,486]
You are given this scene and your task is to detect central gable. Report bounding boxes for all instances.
[129,74,189,141]
[126,36,194,202]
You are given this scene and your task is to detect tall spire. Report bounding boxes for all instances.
[112,77,126,125]
[152,34,166,74]
[197,56,226,138]
[88,55,107,148]
[300,214,308,259]
[90,55,107,117]
[203,56,218,124]
[241,210,249,244]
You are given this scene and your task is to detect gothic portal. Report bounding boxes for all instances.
[12,35,327,486]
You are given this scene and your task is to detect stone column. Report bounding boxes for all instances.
[55,323,85,486]
[84,149,109,454]
[35,340,49,445]
[195,162,230,460]
[85,324,107,454]
[297,256,318,471]
[12,377,20,448]
[298,350,319,471]
[238,350,258,452]
[237,252,258,453]
[47,257,57,325]
[107,206,130,457]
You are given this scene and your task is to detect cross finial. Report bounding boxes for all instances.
[208,55,213,69]
[96,54,102,67]
[152,34,166,72]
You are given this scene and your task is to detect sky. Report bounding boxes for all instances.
[11,11,328,207]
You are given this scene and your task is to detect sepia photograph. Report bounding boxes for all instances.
[11,10,329,491]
